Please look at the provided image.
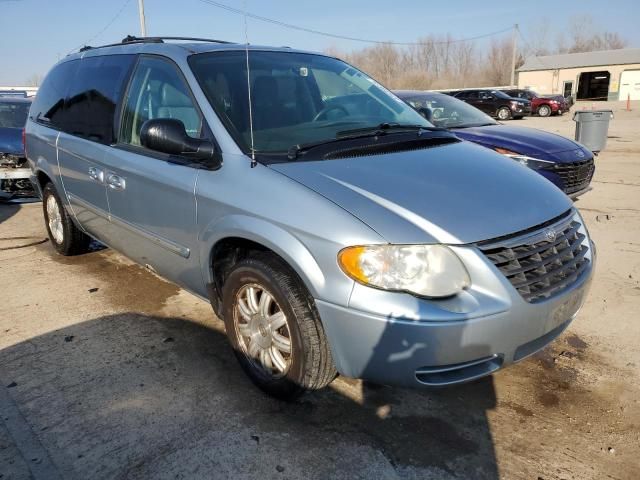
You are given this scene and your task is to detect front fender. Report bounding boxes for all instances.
[199,214,328,300]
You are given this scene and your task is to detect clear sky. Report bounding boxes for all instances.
[1,0,639,85]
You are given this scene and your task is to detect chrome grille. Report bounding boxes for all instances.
[478,214,590,303]
[550,159,595,194]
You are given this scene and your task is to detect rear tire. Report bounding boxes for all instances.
[42,182,91,256]
[497,106,512,120]
[221,253,337,400]
[538,104,552,117]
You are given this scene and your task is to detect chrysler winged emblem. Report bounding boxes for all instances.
[544,228,557,242]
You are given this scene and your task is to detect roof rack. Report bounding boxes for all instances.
[122,35,233,45]
[78,35,234,53]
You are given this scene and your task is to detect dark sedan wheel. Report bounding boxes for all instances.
[497,107,512,120]
[538,104,552,117]
[221,253,337,400]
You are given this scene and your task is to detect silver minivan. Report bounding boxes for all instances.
[26,37,594,399]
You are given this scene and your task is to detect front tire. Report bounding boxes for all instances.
[221,253,337,400]
[497,106,512,120]
[42,182,91,256]
[538,104,552,117]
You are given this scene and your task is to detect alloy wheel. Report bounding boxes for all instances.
[233,283,293,377]
[498,108,510,120]
[46,195,64,244]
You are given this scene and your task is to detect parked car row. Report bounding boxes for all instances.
[502,89,570,117]
[23,37,595,399]
[449,89,532,120]
[444,88,571,119]
[394,90,595,198]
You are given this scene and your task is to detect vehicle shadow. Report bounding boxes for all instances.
[0,313,498,479]
[0,201,20,224]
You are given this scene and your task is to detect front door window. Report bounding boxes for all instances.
[120,56,203,147]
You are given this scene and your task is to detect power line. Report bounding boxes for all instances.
[70,0,133,53]
[196,0,513,46]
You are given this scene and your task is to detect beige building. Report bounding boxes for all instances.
[518,48,640,101]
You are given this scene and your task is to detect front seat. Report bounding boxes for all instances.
[157,83,201,137]
[251,76,291,130]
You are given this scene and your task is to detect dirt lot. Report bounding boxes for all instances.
[1,101,639,480]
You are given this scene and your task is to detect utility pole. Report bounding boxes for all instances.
[138,0,147,37]
[510,24,518,87]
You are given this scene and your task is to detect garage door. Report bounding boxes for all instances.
[620,70,640,101]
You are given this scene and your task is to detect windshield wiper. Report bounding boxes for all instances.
[337,122,444,138]
[287,124,451,161]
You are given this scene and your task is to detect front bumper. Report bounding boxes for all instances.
[511,105,532,116]
[317,226,594,388]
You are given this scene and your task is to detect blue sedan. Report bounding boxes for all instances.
[394,90,594,198]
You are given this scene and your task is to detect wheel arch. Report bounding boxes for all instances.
[200,215,326,316]
[35,169,53,190]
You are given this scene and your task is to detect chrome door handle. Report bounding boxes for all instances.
[107,174,126,191]
[88,167,104,183]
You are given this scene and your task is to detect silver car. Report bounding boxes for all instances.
[25,37,594,399]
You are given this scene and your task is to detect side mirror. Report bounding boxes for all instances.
[140,118,221,169]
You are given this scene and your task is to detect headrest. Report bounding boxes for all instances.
[161,83,192,107]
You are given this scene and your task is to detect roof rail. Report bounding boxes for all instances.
[77,35,234,53]
[122,35,234,45]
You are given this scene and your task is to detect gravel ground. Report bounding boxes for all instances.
[1,101,638,480]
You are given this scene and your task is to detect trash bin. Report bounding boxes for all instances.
[573,110,613,152]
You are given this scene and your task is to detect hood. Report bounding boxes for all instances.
[452,124,587,161]
[271,141,571,245]
[0,127,24,155]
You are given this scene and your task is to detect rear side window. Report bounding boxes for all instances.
[29,60,79,128]
[62,54,135,144]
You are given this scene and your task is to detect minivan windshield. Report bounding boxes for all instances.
[398,92,498,129]
[189,51,432,155]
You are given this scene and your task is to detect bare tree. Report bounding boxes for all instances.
[483,38,512,86]
[25,73,43,87]
[565,14,628,53]
[324,14,628,91]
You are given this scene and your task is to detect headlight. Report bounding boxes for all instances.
[338,244,470,298]
[493,147,555,169]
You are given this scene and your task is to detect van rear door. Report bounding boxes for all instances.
[56,54,135,240]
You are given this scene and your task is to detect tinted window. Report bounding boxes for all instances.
[0,101,30,128]
[189,51,428,154]
[492,90,512,100]
[120,56,203,146]
[63,55,134,144]
[29,60,78,128]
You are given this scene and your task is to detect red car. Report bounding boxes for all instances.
[504,89,568,117]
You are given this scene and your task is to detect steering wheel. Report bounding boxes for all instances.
[313,105,349,122]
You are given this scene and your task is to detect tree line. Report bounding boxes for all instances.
[325,15,627,90]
